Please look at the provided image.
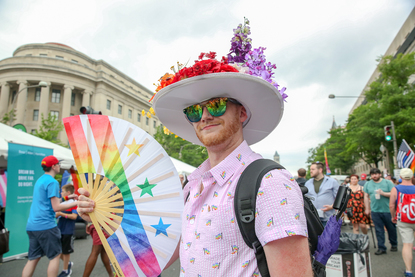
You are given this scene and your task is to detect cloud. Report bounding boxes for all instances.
[0,0,413,175]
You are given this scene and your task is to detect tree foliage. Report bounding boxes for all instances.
[1,109,16,125]
[307,127,356,175]
[33,113,65,146]
[154,126,208,168]
[307,52,415,171]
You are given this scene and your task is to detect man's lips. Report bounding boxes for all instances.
[201,124,220,131]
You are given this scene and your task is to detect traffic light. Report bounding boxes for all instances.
[80,106,102,115]
[384,125,392,141]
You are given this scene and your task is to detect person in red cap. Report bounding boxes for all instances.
[22,156,78,277]
[358,173,367,187]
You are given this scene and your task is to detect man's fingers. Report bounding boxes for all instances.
[78,188,90,197]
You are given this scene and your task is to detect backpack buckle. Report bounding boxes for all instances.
[240,209,254,223]
[252,240,262,254]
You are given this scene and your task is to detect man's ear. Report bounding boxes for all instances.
[240,106,248,123]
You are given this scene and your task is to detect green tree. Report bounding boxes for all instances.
[33,113,65,146]
[307,127,356,175]
[346,52,415,168]
[154,126,208,167]
[1,109,16,125]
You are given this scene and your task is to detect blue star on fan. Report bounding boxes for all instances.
[151,218,171,237]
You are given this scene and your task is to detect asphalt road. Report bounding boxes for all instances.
[0,224,413,277]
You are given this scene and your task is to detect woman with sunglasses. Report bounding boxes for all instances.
[78,19,312,277]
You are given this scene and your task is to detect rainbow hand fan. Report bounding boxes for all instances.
[63,115,184,277]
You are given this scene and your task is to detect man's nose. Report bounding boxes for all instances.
[200,107,213,121]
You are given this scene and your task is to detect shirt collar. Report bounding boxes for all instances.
[188,140,253,187]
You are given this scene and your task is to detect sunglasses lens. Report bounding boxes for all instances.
[207,98,228,117]
[184,105,203,122]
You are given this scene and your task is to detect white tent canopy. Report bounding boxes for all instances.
[0,123,75,169]
[0,123,196,174]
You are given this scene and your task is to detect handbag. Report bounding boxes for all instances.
[0,217,9,255]
[346,207,353,219]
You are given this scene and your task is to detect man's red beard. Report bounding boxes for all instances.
[196,109,241,147]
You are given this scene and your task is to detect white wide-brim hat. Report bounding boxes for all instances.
[152,72,284,146]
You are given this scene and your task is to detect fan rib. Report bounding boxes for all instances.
[127,153,164,183]
[93,176,108,201]
[90,175,101,199]
[136,210,181,218]
[130,172,175,194]
[134,192,181,204]
[97,193,123,205]
[94,212,116,235]
[95,208,123,222]
[123,138,150,169]
[100,201,124,208]
[96,207,124,214]
[96,186,120,204]
[143,225,177,239]
[89,213,124,277]
[93,180,115,203]
[79,174,89,191]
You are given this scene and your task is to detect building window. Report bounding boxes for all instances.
[33,110,39,121]
[50,111,59,120]
[34,88,41,101]
[128,109,132,119]
[51,89,61,103]
[71,92,75,106]
[56,55,64,59]
[107,100,111,110]
[137,113,141,122]
[146,117,149,126]
[70,113,74,116]
[71,59,78,63]
[153,121,156,128]
[118,105,122,115]
[31,129,36,134]
[11,91,16,103]
[39,54,47,57]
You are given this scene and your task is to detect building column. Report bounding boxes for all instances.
[38,82,51,122]
[60,85,73,145]
[82,90,92,107]
[62,85,73,119]
[0,83,10,117]
[15,80,28,125]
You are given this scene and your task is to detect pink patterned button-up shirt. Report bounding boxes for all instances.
[180,141,307,276]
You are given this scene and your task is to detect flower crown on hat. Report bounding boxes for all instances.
[144,18,287,136]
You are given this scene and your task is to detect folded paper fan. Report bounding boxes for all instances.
[63,115,184,277]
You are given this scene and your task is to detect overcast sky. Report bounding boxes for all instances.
[0,0,413,175]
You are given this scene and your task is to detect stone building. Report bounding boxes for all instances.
[349,8,415,177]
[0,42,160,145]
[273,151,280,164]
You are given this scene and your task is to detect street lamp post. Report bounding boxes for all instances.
[9,81,48,126]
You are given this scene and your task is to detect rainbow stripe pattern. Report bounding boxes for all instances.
[242,261,250,268]
[64,115,165,277]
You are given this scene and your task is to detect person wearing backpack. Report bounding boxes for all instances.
[78,19,313,277]
[389,168,415,277]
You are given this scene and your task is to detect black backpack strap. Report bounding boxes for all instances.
[234,159,283,277]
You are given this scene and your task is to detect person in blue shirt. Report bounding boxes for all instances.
[22,156,78,277]
[305,162,340,226]
[56,184,78,277]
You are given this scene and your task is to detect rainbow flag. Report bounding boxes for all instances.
[324,147,331,175]
[212,262,220,269]
[203,248,210,255]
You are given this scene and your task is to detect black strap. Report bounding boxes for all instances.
[234,159,284,277]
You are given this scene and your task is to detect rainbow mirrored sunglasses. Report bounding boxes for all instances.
[183,97,242,123]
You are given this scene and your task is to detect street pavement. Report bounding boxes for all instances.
[0,224,413,277]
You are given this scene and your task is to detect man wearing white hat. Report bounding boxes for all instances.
[78,19,312,276]
[390,168,415,277]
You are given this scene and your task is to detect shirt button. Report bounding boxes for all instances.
[190,219,195,224]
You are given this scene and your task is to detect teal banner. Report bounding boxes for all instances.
[4,143,53,259]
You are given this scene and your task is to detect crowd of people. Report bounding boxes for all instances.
[21,156,114,277]
[296,167,415,277]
